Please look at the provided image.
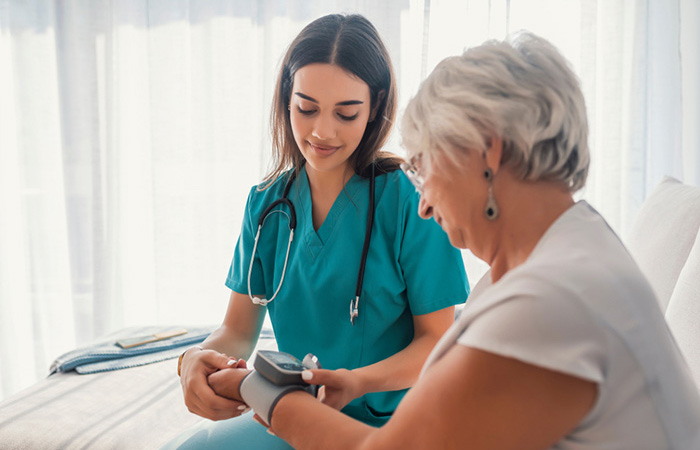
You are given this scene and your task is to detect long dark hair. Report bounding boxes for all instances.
[264,13,401,187]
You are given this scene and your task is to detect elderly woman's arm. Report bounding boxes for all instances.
[271,345,597,450]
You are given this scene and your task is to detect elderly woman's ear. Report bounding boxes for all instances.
[483,135,503,175]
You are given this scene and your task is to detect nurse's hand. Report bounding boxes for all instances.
[301,368,363,410]
[208,363,251,403]
[180,348,248,421]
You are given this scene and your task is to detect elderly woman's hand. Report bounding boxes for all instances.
[207,359,250,403]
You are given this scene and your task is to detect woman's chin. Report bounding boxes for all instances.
[304,158,354,178]
[446,228,469,250]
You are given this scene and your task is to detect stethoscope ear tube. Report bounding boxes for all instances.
[249,225,294,306]
[248,165,376,326]
[258,171,298,229]
[258,198,296,230]
[350,163,376,325]
[249,172,298,306]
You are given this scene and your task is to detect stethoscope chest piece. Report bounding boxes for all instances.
[350,296,359,325]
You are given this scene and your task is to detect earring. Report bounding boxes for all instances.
[484,168,499,221]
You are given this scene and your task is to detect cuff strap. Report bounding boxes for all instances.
[239,371,312,425]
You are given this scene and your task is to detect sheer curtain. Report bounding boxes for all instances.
[0,0,697,401]
[422,0,699,234]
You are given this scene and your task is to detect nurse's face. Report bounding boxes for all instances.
[289,63,373,177]
[416,149,487,250]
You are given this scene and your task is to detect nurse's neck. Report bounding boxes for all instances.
[306,163,355,231]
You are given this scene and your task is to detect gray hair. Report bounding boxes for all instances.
[401,31,589,192]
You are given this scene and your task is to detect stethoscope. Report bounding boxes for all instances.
[248,164,375,325]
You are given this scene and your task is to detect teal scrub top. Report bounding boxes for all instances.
[226,166,469,426]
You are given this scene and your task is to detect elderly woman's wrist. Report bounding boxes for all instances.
[231,368,251,401]
[239,371,315,425]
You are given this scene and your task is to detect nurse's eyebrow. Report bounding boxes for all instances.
[294,92,364,106]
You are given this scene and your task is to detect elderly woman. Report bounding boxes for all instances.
[205,32,700,448]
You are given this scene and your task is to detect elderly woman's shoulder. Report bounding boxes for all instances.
[505,215,659,321]
[382,169,426,211]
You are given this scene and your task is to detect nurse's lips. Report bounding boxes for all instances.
[308,142,339,155]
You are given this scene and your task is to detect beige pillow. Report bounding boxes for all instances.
[627,176,700,311]
[665,229,700,390]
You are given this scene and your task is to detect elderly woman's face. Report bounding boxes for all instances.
[415,149,486,249]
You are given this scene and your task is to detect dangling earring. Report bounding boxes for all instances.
[484,168,499,221]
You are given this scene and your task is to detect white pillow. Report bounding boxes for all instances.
[665,229,700,390]
[627,176,700,311]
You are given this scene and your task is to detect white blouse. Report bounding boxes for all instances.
[423,201,700,449]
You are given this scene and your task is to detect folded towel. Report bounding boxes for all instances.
[74,344,194,374]
[49,326,216,375]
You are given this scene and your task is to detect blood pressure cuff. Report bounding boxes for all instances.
[239,370,314,426]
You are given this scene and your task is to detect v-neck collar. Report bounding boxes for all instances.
[293,166,363,259]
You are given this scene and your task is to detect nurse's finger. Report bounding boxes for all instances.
[301,368,339,386]
[229,358,247,369]
[200,350,235,371]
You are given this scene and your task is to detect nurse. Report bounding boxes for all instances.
[166,13,469,449]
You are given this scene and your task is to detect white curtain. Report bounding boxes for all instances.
[0,0,697,401]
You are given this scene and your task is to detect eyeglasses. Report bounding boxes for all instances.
[400,154,425,193]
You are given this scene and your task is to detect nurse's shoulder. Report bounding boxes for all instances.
[244,169,295,217]
[379,167,422,208]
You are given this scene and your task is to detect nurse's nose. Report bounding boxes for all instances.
[418,195,433,220]
[312,114,336,140]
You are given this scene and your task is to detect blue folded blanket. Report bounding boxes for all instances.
[49,326,216,375]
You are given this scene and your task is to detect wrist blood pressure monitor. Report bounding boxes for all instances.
[239,350,321,426]
[255,350,319,386]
